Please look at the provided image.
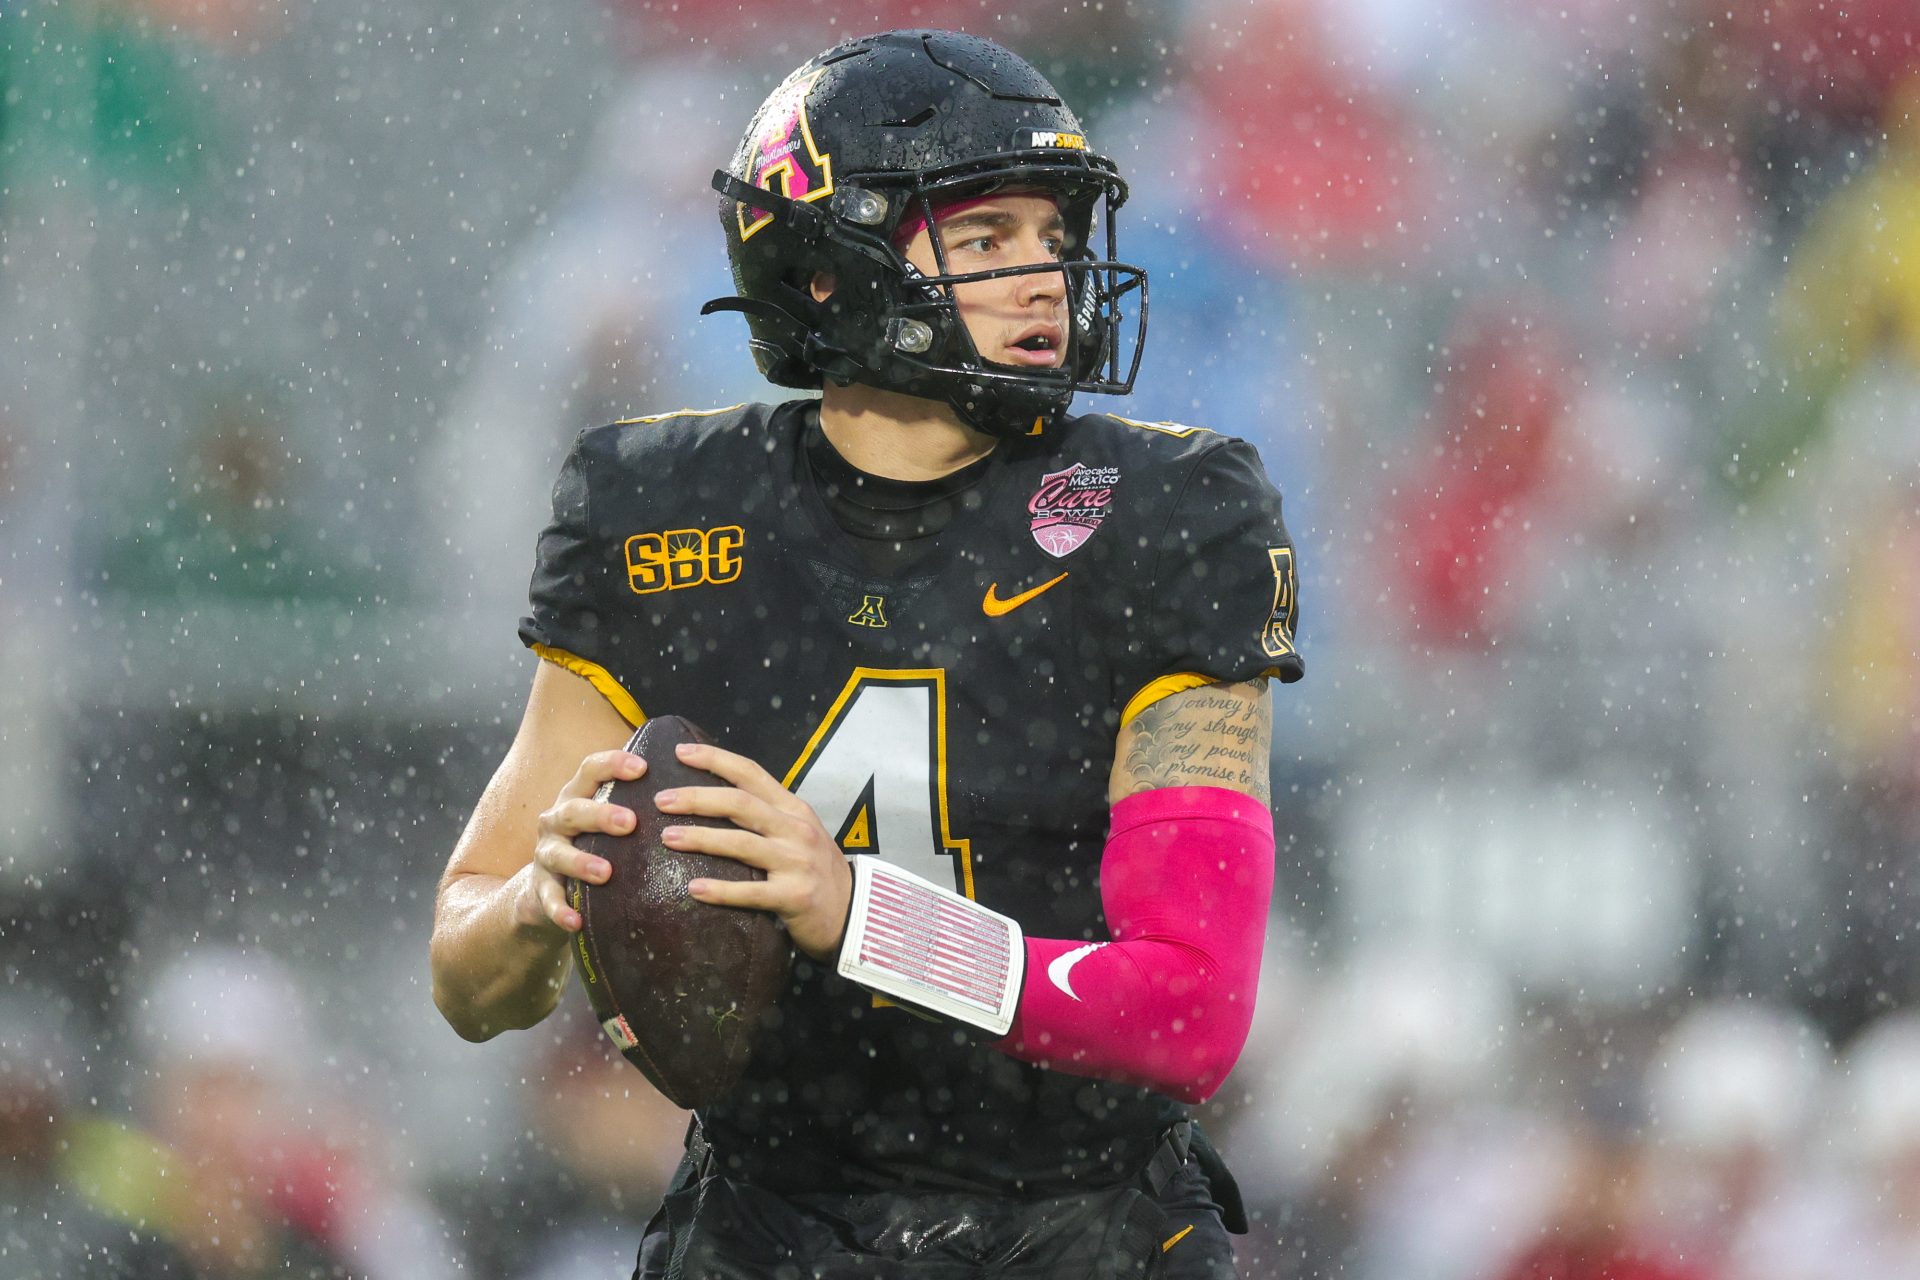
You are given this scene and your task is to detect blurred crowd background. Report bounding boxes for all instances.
[4,0,1920,1275]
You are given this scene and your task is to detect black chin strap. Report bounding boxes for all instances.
[699,295,864,387]
[698,295,795,326]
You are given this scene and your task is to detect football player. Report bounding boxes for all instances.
[430,29,1304,1278]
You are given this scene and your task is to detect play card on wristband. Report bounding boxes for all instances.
[837,855,1025,1036]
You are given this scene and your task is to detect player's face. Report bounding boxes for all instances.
[902,193,1070,370]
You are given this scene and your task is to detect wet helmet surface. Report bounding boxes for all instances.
[706,29,1147,434]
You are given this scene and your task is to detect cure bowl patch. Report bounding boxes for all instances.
[1028,463,1120,558]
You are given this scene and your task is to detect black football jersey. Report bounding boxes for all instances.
[520,399,1303,1195]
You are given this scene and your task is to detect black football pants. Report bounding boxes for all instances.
[629,1141,1237,1278]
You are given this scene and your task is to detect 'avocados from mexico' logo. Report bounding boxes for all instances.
[1027,463,1119,558]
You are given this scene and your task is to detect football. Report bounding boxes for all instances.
[567,715,792,1109]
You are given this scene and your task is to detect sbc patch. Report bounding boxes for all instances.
[626,526,744,595]
[1027,463,1119,558]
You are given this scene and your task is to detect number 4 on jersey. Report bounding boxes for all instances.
[782,668,974,898]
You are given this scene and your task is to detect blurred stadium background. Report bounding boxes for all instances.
[4,0,1920,1274]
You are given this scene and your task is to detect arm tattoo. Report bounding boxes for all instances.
[1116,678,1272,805]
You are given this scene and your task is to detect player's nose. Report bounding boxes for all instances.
[1012,247,1066,304]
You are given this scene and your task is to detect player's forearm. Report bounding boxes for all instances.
[999,934,1256,1104]
[996,787,1273,1102]
[833,787,1274,1103]
[430,866,573,1040]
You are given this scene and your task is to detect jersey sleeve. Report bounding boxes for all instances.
[517,429,645,725]
[1144,437,1304,695]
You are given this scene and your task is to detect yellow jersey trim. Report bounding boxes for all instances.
[611,403,749,426]
[1122,667,1288,725]
[1121,672,1219,726]
[532,644,646,728]
[1105,413,1210,439]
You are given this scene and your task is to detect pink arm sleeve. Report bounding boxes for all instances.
[994,785,1275,1104]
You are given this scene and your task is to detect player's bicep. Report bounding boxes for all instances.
[1107,676,1272,806]
[440,658,636,887]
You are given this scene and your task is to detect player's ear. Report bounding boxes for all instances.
[810,272,836,302]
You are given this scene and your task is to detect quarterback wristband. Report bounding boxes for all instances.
[837,855,1026,1036]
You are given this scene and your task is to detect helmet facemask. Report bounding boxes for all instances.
[866,172,1148,434]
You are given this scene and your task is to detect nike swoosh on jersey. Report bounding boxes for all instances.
[982,571,1069,617]
[1046,942,1105,1001]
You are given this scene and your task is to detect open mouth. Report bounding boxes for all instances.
[1004,328,1065,366]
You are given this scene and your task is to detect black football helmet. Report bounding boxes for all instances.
[703,30,1147,435]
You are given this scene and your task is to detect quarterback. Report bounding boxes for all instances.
[430,29,1304,1278]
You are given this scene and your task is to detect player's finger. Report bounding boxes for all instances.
[533,833,615,885]
[673,743,820,825]
[685,875,784,914]
[560,749,645,800]
[659,822,772,869]
[674,742,787,802]
[536,868,584,932]
[544,795,637,839]
[654,784,781,835]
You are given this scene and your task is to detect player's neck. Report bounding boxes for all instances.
[816,382,997,482]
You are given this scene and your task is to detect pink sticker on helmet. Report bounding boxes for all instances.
[738,70,834,241]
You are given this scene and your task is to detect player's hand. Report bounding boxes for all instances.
[518,748,647,935]
[655,741,852,962]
